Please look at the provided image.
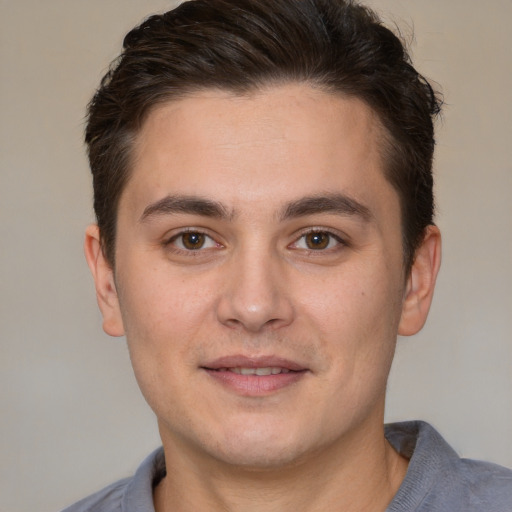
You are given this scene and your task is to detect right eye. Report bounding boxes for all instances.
[167,231,219,251]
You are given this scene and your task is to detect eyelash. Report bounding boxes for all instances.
[290,228,347,253]
[163,228,347,255]
[164,229,221,254]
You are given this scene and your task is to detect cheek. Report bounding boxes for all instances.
[116,269,216,412]
[296,260,403,369]
[301,261,401,324]
[116,262,218,362]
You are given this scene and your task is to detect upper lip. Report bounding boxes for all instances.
[202,355,307,372]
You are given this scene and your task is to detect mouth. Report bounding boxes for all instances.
[213,367,294,375]
[201,356,308,395]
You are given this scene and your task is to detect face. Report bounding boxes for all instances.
[87,83,440,469]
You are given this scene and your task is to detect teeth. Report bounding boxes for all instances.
[226,367,290,375]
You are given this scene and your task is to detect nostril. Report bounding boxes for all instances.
[215,268,294,332]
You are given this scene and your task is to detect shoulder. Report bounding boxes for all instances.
[428,456,512,511]
[454,457,512,507]
[386,421,512,512]
[60,478,129,512]
[60,447,165,512]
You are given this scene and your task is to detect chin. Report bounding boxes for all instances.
[198,422,319,470]
[212,443,307,470]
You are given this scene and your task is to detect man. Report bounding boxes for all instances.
[64,0,512,510]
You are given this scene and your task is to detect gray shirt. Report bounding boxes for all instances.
[61,421,512,511]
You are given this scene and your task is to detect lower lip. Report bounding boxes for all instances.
[203,369,306,396]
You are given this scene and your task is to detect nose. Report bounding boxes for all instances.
[216,247,294,333]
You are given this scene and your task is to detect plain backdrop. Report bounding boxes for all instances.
[1,1,511,511]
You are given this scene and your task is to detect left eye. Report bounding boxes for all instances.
[294,231,341,250]
[170,232,218,251]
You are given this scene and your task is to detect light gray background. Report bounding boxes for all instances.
[1,1,511,511]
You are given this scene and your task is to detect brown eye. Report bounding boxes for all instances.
[304,231,331,250]
[166,230,220,254]
[181,232,206,250]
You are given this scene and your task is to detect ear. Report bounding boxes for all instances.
[84,224,125,337]
[398,225,442,336]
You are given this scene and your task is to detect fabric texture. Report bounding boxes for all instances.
[60,421,512,511]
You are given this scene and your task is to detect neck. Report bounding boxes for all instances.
[153,419,408,512]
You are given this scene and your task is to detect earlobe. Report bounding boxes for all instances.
[398,225,442,336]
[84,224,125,337]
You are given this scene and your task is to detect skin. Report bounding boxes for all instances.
[85,83,441,511]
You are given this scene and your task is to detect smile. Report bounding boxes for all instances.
[202,356,308,395]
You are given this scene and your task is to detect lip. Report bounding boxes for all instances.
[201,355,309,396]
[203,355,307,372]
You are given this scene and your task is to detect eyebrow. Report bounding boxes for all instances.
[139,195,232,222]
[139,192,372,224]
[279,193,373,222]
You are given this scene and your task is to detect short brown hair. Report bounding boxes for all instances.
[86,0,442,269]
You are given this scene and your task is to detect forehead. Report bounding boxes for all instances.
[124,83,397,221]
